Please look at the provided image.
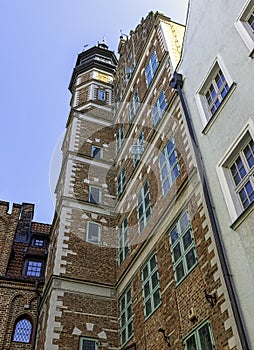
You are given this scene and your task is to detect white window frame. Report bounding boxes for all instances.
[91,145,102,159]
[217,119,254,223]
[137,180,152,233]
[117,167,126,197]
[89,186,101,204]
[195,56,235,130]
[169,211,198,284]
[145,50,159,87]
[118,217,129,265]
[159,137,180,196]
[79,338,98,350]
[183,320,215,350]
[86,221,101,244]
[234,0,254,55]
[120,287,133,346]
[142,253,161,319]
[152,90,168,126]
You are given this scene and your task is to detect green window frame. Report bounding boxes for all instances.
[142,253,161,319]
[159,138,180,195]
[169,211,198,284]
[137,180,151,233]
[183,321,215,350]
[152,90,168,125]
[120,287,133,346]
[79,338,98,350]
[145,50,159,87]
[118,217,129,265]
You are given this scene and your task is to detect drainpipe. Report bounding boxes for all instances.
[170,72,250,350]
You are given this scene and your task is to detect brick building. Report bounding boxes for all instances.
[36,11,243,350]
[0,200,50,349]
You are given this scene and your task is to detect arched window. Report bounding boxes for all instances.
[12,316,32,343]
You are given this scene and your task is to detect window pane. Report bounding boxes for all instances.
[153,289,161,308]
[183,229,192,250]
[198,323,213,350]
[13,318,32,343]
[186,248,196,270]
[185,334,197,350]
[144,281,150,298]
[175,261,184,282]
[151,272,159,289]
[244,140,254,168]
[180,212,189,231]
[145,299,152,316]
[173,242,182,262]
[170,227,178,244]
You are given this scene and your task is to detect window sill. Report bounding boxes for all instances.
[202,82,237,135]
[230,201,254,230]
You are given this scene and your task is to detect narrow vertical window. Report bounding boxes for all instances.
[98,89,105,101]
[133,130,145,167]
[129,88,140,121]
[91,146,102,159]
[89,186,101,204]
[152,90,168,125]
[169,211,197,284]
[86,222,101,244]
[120,288,133,345]
[137,180,151,232]
[142,253,161,318]
[118,217,129,265]
[116,123,124,152]
[145,50,159,87]
[117,167,126,197]
[159,138,180,195]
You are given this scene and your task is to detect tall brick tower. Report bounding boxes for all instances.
[36,43,119,350]
[37,11,242,350]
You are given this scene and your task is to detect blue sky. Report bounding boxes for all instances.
[0,0,188,223]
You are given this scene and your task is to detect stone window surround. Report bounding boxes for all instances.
[217,119,254,225]
[234,0,254,56]
[195,55,235,132]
